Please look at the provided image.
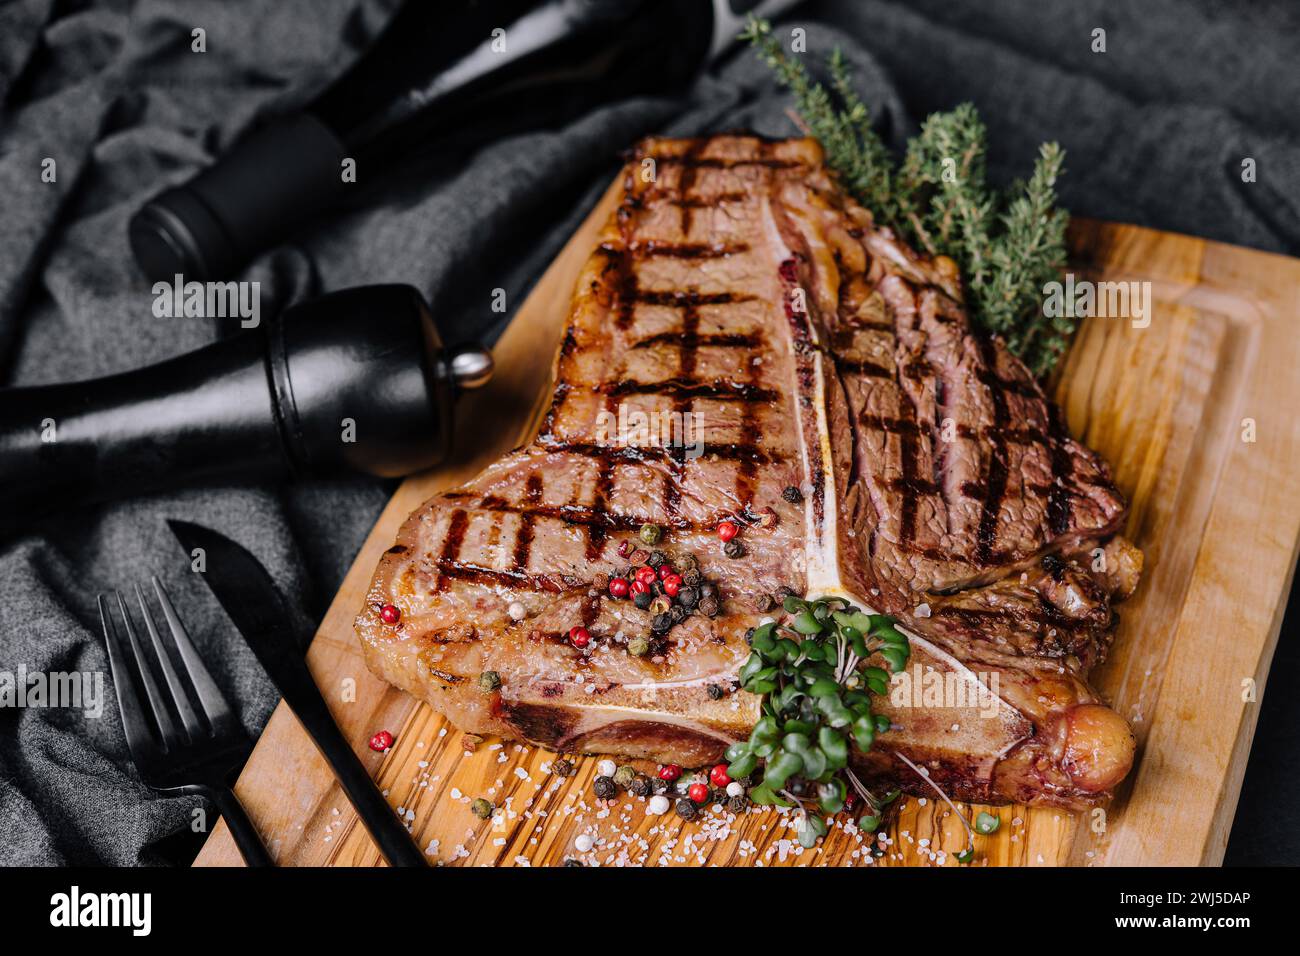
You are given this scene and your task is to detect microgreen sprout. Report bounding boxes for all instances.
[726,594,910,848]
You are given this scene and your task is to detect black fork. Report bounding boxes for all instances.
[99,576,273,866]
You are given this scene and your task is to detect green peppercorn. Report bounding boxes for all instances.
[630,774,653,797]
[674,798,698,821]
[552,758,575,777]
[614,765,637,789]
[727,794,749,814]
[782,485,804,504]
[707,683,725,700]
[638,523,662,545]
[593,775,617,799]
[478,670,501,693]
[471,798,493,819]
[627,636,651,657]
[723,539,745,559]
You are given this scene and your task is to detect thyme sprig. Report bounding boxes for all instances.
[725,595,909,848]
[742,17,1072,377]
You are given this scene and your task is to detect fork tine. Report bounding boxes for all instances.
[151,576,236,735]
[114,590,185,752]
[99,593,160,759]
[134,582,204,743]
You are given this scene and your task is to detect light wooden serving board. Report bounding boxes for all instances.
[195,178,1300,868]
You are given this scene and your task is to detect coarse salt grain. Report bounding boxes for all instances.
[575,834,594,852]
[507,601,525,621]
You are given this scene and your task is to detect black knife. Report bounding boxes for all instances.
[168,519,426,867]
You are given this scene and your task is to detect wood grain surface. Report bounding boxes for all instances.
[194,181,1300,868]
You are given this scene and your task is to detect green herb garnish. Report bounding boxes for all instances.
[725,595,910,848]
[742,17,1072,378]
[975,810,1001,835]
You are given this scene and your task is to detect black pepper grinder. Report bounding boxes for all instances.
[0,285,491,536]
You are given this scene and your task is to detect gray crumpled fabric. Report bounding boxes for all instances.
[0,0,1295,865]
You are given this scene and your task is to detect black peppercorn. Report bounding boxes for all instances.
[706,683,724,701]
[647,550,666,569]
[669,604,687,624]
[727,794,749,814]
[593,775,617,799]
[564,858,584,867]
[677,586,699,609]
[674,798,698,821]
[698,596,720,617]
[552,758,575,777]
[782,485,804,504]
[677,554,698,571]
[699,582,715,598]
[744,627,755,644]
[630,774,653,797]
[681,569,702,587]
[724,539,745,559]
[1042,552,1065,574]
[633,590,654,610]
[651,612,673,633]
[753,593,774,613]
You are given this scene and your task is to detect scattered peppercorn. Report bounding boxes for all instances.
[716,520,738,542]
[706,683,724,700]
[647,550,666,569]
[723,539,745,559]
[661,573,682,597]
[617,539,633,558]
[593,775,617,799]
[630,774,653,797]
[651,612,673,633]
[627,636,651,657]
[677,586,699,609]
[744,627,755,644]
[368,730,394,752]
[649,596,671,616]
[756,507,778,529]
[782,485,804,504]
[629,549,650,565]
[568,625,591,648]
[461,733,484,752]
[727,794,749,814]
[688,782,709,803]
[680,568,702,587]
[698,595,720,617]
[379,603,401,625]
[632,590,654,610]
[669,604,687,625]
[608,577,630,599]
[471,798,493,819]
[478,670,501,693]
[674,798,698,821]
[639,523,662,545]
[658,764,682,782]
[564,858,584,867]
[614,765,637,789]
[752,593,774,613]
[677,553,698,571]
[709,763,731,788]
[699,583,716,598]
[634,566,657,586]
[552,758,575,777]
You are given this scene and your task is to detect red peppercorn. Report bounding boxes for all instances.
[568,626,590,648]
[657,564,675,581]
[717,520,739,542]
[630,579,651,595]
[657,764,682,782]
[379,604,401,625]
[843,790,858,812]
[617,540,633,558]
[662,574,682,597]
[688,782,709,803]
[369,730,394,752]
[709,763,731,788]
[635,566,658,586]
[608,577,630,598]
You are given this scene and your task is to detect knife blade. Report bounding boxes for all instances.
[168,519,426,867]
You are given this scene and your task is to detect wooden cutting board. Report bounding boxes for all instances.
[195,177,1300,868]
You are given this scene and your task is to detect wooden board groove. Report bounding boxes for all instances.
[194,188,1300,868]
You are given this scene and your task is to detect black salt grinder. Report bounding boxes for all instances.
[0,285,491,535]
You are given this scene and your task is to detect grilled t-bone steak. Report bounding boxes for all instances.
[357,135,1141,809]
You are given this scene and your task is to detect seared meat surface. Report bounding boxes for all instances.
[357,135,1140,808]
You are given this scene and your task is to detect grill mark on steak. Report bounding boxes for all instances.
[630,290,754,308]
[663,302,702,524]
[631,331,760,350]
[832,356,892,378]
[676,139,706,235]
[513,473,543,571]
[974,335,1011,566]
[621,240,750,259]
[1046,404,1077,537]
[596,379,776,402]
[536,438,785,467]
[435,509,470,592]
